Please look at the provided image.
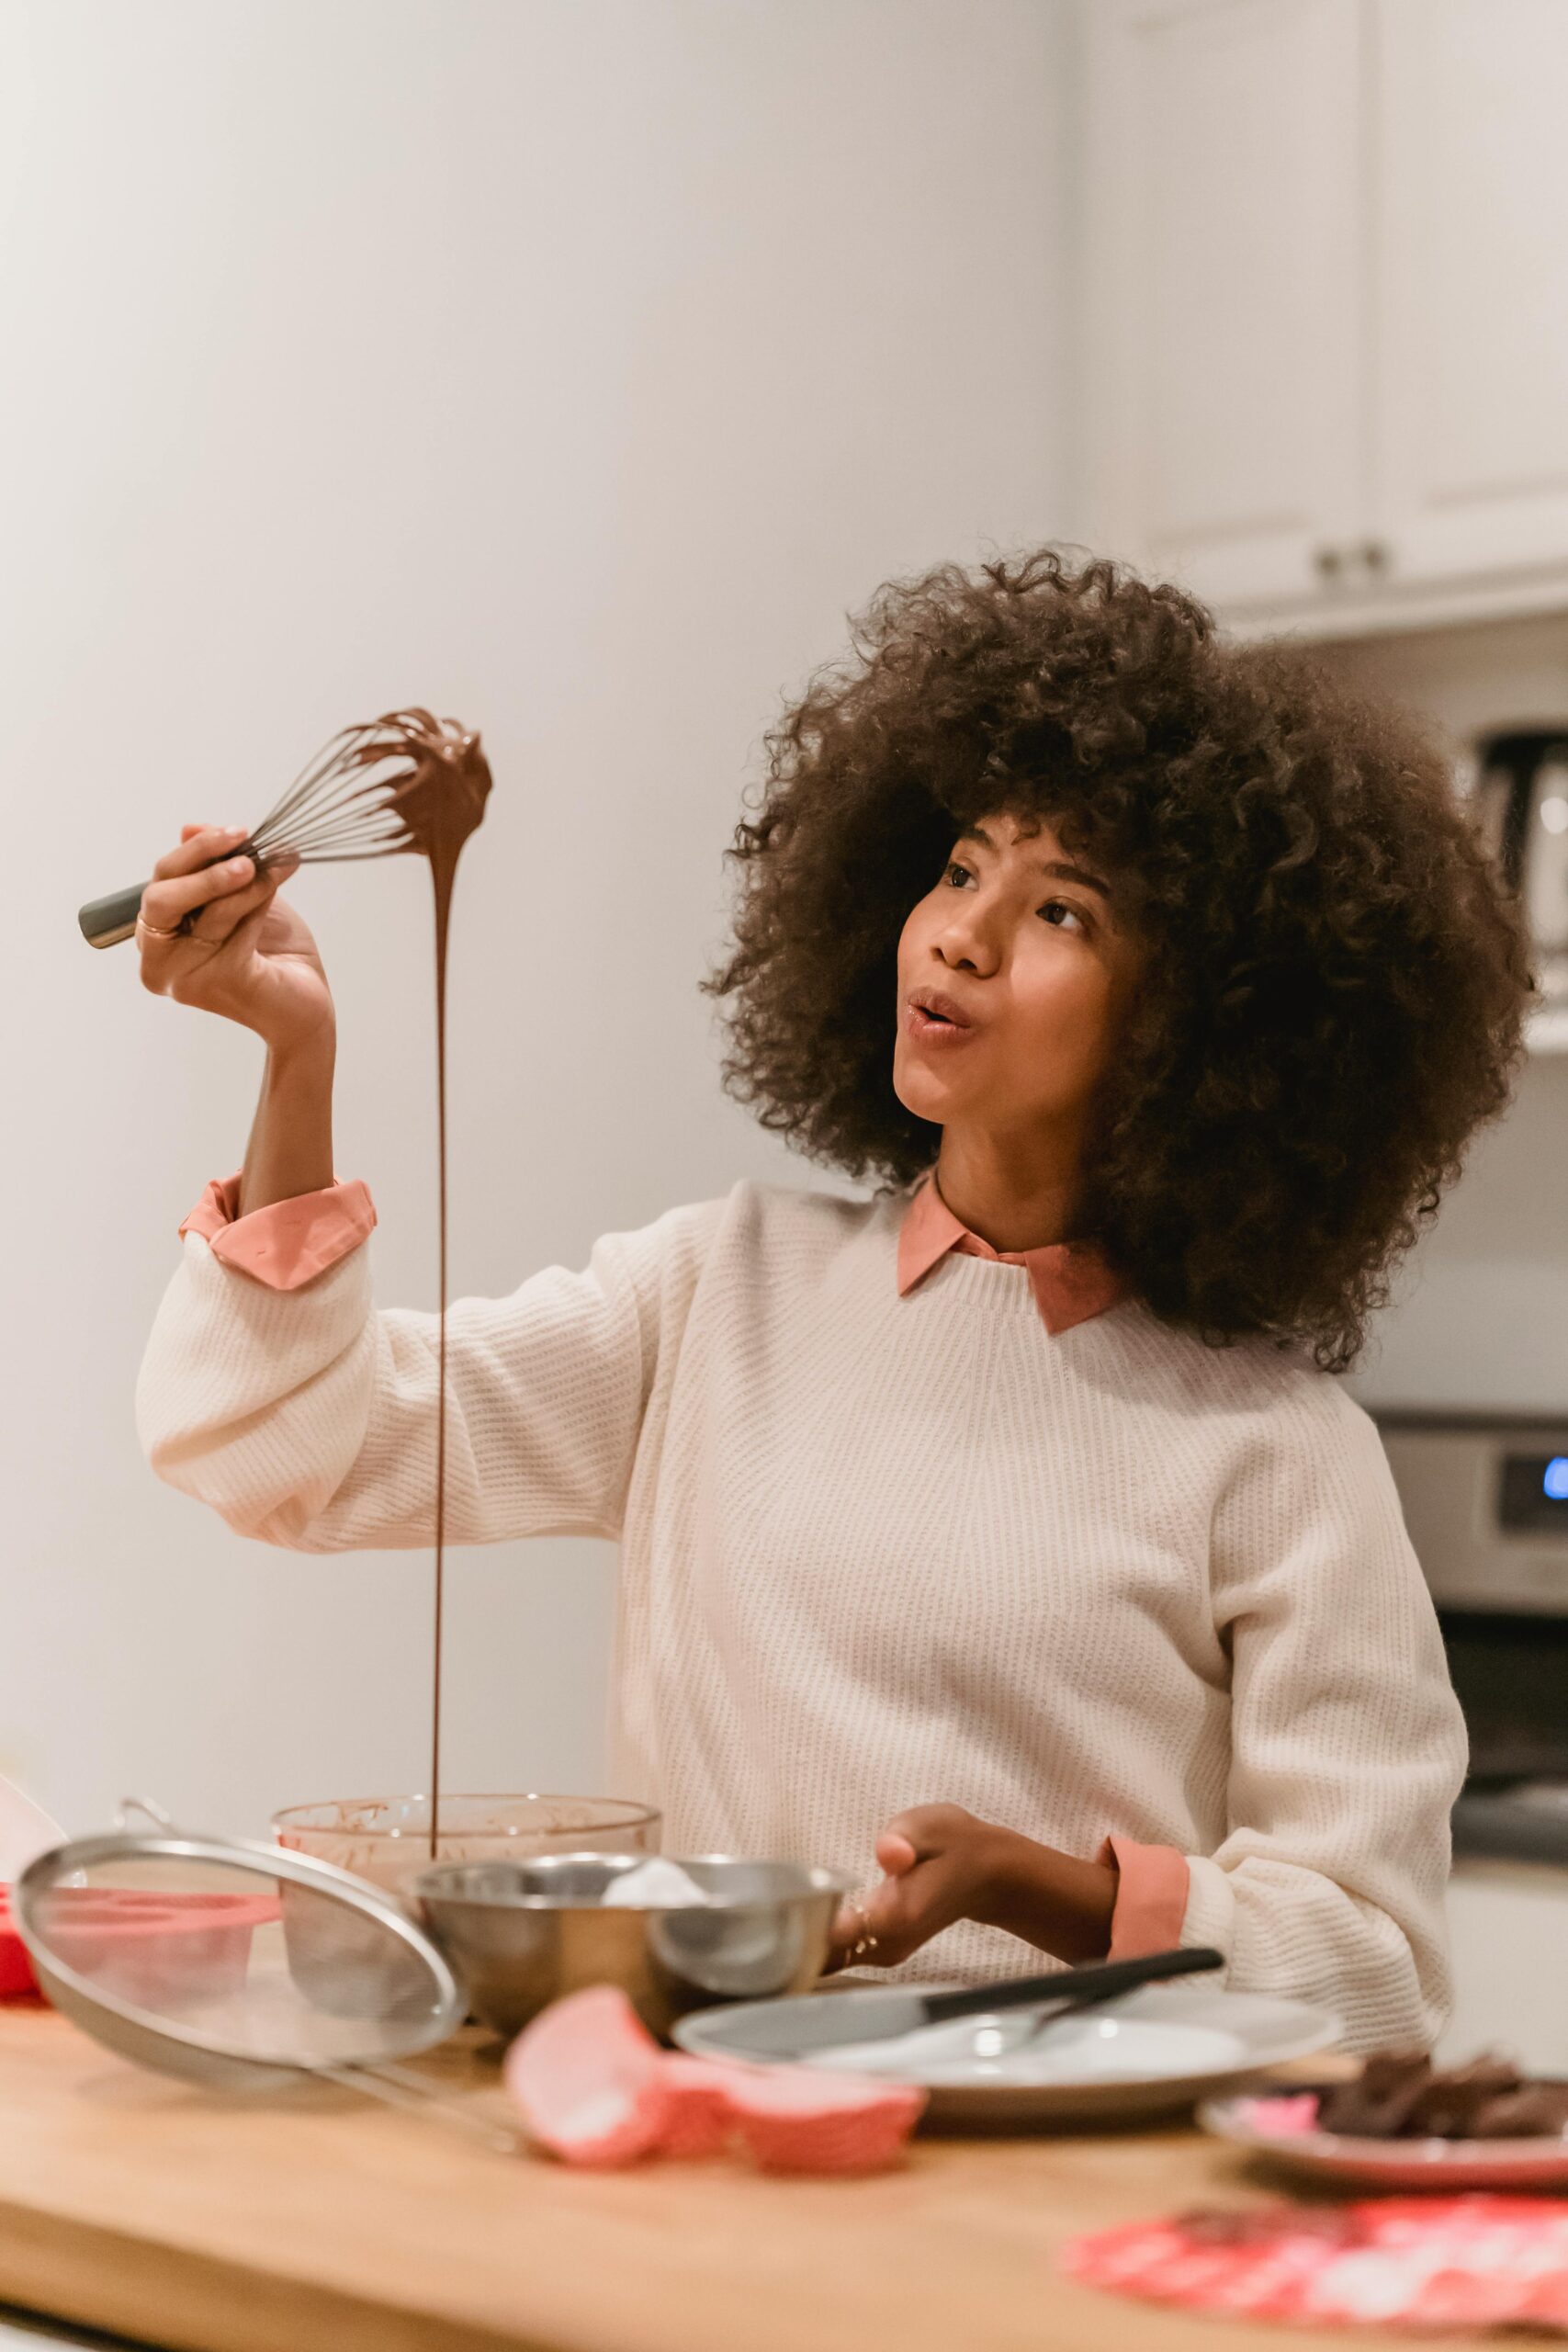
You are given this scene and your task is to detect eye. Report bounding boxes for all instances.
[942,860,975,888]
[1039,898,1089,934]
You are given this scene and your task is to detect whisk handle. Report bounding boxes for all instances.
[78,837,265,949]
[78,883,149,949]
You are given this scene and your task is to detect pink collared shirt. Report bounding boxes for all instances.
[897,1167,1130,1336]
[178,1161,1186,1959]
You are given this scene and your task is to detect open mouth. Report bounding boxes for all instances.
[906,993,977,1041]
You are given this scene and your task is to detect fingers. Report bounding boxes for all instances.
[141,852,258,937]
[160,899,272,996]
[874,1831,919,1876]
[832,1875,919,1970]
[826,1860,953,1973]
[825,1894,881,1973]
[827,1880,904,1970]
[828,1805,994,1973]
[186,867,277,945]
[152,824,251,881]
[878,1804,976,1867]
[862,1865,939,1951]
[220,899,276,959]
[823,1904,857,1973]
[136,853,273,1001]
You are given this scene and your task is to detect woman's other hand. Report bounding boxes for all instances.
[825,1802,1118,1973]
[137,824,331,1054]
[826,1804,1013,1972]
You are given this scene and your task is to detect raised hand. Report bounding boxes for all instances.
[136,824,331,1053]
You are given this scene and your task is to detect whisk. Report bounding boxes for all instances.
[77,708,487,948]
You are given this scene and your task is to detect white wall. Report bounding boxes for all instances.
[1,0,1075,1836]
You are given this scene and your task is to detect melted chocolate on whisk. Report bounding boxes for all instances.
[341,710,492,1860]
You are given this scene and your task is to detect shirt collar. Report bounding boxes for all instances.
[896,1169,1129,1337]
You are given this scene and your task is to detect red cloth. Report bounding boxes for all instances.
[1065,2197,1568,2331]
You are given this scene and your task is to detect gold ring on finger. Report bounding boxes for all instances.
[136,913,186,941]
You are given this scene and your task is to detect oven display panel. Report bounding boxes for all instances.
[1497,1453,1568,1536]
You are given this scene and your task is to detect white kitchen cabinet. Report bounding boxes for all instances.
[1079,0,1568,636]
[1372,0,1568,595]
[1082,0,1365,614]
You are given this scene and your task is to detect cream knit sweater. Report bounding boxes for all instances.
[135,1176,1468,2050]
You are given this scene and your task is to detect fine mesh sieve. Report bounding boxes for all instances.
[14,1802,518,2154]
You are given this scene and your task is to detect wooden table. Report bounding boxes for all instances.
[0,2007,1458,2352]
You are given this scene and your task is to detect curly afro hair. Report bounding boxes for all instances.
[702,547,1534,1373]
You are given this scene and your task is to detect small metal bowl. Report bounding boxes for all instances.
[412,1852,850,2041]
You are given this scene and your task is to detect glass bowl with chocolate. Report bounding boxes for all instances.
[273,1794,661,1901]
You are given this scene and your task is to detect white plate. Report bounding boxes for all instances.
[673,1981,1342,2125]
[1201,2091,1568,2190]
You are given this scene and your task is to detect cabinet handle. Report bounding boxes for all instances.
[1314,545,1344,580]
[1359,537,1391,573]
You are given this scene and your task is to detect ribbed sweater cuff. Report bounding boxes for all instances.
[1177,1853,1236,1980]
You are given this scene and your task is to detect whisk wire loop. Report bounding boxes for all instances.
[249,723,421,865]
[77,707,489,948]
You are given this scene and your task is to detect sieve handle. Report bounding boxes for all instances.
[115,1796,175,1831]
[319,2062,524,2156]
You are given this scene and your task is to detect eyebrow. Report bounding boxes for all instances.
[956,822,1111,899]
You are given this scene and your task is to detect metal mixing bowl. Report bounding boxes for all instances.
[412,1852,850,2040]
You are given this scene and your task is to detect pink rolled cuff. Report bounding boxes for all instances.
[179,1172,377,1292]
[1096,1834,1191,1961]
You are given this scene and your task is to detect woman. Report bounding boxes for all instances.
[134,551,1529,2050]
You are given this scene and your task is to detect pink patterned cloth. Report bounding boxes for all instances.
[1065,2197,1568,2331]
[179,1173,376,1292]
[179,1158,1186,1957]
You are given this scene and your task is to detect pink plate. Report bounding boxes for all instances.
[1200,2090,1568,2191]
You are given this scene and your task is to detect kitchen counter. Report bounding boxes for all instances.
[0,2005,1461,2352]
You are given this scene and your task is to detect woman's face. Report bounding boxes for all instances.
[893,809,1143,1147]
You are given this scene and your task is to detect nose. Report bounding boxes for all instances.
[933,896,1002,977]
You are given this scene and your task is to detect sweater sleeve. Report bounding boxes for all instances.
[1180,1378,1468,2054]
[134,1191,728,1554]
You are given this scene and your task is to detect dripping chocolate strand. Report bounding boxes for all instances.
[254,705,492,1860]
[346,709,493,1860]
[262,707,491,1857]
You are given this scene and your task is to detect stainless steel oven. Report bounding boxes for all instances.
[1375,1411,1568,1862]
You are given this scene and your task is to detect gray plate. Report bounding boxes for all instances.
[673,1980,1343,2125]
